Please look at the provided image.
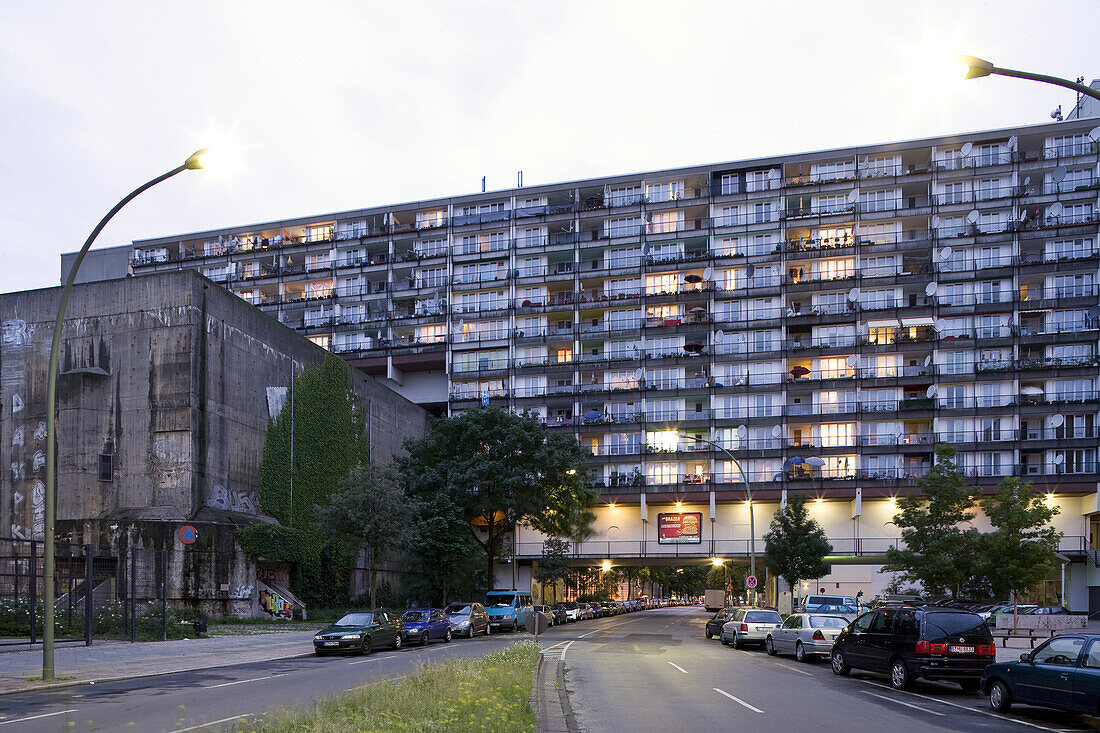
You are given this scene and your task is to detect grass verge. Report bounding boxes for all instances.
[241,641,538,733]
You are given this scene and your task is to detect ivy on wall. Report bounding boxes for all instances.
[237,354,367,608]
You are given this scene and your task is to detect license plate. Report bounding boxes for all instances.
[949,645,975,654]
[323,641,339,647]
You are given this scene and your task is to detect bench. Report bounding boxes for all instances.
[991,627,1055,648]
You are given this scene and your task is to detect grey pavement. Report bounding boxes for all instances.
[0,628,317,694]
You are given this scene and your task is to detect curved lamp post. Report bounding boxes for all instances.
[43,148,210,680]
[959,55,1100,102]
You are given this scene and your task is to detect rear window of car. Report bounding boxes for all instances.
[745,611,781,623]
[809,615,848,629]
[924,612,992,639]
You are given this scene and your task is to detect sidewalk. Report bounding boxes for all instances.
[0,628,317,694]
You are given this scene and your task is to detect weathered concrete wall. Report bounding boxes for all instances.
[1,270,430,615]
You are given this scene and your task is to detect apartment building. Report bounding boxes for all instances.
[67,117,1100,602]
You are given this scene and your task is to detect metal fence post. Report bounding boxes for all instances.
[29,541,37,646]
[160,550,167,642]
[84,544,92,646]
[130,548,136,644]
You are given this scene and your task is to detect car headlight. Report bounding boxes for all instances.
[341,633,361,640]
[314,635,323,640]
[455,619,469,627]
[503,614,513,619]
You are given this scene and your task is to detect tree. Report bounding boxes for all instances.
[534,538,572,605]
[763,495,832,605]
[404,504,483,608]
[237,354,368,608]
[317,465,417,608]
[396,407,597,590]
[978,477,1062,603]
[883,444,980,599]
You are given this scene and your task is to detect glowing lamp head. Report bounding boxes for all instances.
[608,502,616,509]
[815,498,824,505]
[1046,493,1055,502]
[675,501,683,509]
[958,54,995,80]
[601,560,612,572]
[711,557,724,567]
[566,469,577,475]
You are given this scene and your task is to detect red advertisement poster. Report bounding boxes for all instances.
[657,512,702,544]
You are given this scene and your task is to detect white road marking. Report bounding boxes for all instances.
[0,709,77,727]
[560,640,575,664]
[863,690,945,716]
[173,714,252,732]
[577,629,601,638]
[667,661,688,674]
[347,654,397,666]
[862,681,1063,731]
[713,687,764,713]
[774,662,813,676]
[204,673,286,689]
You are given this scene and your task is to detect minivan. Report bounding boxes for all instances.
[484,590,534,631]
[801,594,859,613]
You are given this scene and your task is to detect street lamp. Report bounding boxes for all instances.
[959,55,1100,102]
[676,433,756,604]
[43,148,212,680]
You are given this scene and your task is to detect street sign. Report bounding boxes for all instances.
[177,525,198,545]
[526,611,548,636]
[746,575,758,589]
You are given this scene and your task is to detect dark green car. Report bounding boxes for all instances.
[313,609,405,656]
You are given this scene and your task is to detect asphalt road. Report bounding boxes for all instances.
[564,606,1100,733]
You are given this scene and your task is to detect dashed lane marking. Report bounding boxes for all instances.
[173,714,253,732]
[667,661,688,674]
[713,687,764,713]
[347,655,397,666]
[0,709,77,727]
[774,662,813,676]
[560,640,575,664]
[861,681,1065,732]
[863,690,945,716]
[204,673,286,688]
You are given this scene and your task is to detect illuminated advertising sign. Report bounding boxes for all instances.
[657,512,702,544]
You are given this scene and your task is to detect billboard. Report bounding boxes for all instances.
[657,512,702,544]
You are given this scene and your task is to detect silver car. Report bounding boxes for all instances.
[721,608,782,649]
[765,613,849,662]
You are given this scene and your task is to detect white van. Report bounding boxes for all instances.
[800,594,858,613]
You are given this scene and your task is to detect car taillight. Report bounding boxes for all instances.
[812,630,825,641]
[914,640,948,654]
[740,624,749,632]
[978,644,995,656]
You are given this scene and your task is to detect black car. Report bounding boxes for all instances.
[983,633,1100,714]
[313,609,404,656]
[831,606,995,690]
[705,607,736,640]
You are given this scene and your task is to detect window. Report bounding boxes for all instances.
[861,155,901,177]
[606,185,642,207]
[820,423,855,447]
[941,182,967,204]
[98,454,113,482]
[606,217,643,237]
[645,181,684,202]
[975,178,1001,201]
[416,210,445,229]
[811,160,854,182]
[745,169,777,192]
[860,189,898,213]
[814,194,848,214]
[1032,637,1084,666]
[648,211,684,234]
[752,202,773,223]
[1045,134,1090,159]
[1047,238,1095,261]
[719,173,740,195]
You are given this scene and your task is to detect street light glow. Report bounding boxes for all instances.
[601,560,611,572]
[608,502,616,509]
[958,54,994,80]
[711,557,724,567]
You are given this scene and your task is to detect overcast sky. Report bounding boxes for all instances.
[1,0,1097,294]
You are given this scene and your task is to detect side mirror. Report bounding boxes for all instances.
[1019,652,1032,663]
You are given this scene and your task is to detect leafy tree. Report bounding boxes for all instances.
[396,407,596,590]
[978,477,1062,603]
[404,505,484,607]
[883,444,980,599]
[534,538,572,605]
[237,354,367,607]
[317,465,417,608]
[763,495,832,606]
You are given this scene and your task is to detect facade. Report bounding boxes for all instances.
[0,271,430,616]
[65,118,1100,606]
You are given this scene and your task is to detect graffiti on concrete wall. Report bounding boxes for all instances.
[207,484,258,514]
[3,321,41,540]
[229,584,254,600]
[259,588,293,618]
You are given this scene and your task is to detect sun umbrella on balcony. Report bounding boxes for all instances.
[789,365,810,378]
[684,274,704,283]
[683,342,704,353]
[1019,386,1044,396]
[689,307,707,313]
[584,410,603,421]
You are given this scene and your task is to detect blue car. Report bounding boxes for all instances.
[401,608,452,645]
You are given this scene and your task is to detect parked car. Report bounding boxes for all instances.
[445,602,490,637]
[1026,606,1070,616]
[586,602,605,619]
[550,604,569,625]
[831,606,995,690]
[705,607,738,640]
[812,604,858,620]
[766,613,849,662]
[721,608,783,649]
[485,590,534,632]
[561,602,582,623]
[401,608,452,645]
[313,609,404,656]
[983,634,1100,714]
[532,605,556,628]
[801,594,859,613]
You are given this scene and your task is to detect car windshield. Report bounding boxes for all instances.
[335,613,374,626]
[445,604,471,615]
[745,611,781,623]
[818,605,857,614]
[402,611,427,622]
[925,612,992,639]
[487,595,516,608]
[810,615,849,629]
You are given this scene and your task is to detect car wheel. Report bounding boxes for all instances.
[721,635,730,646]
[889,658,911,690]
[765,637,777,656]
[795,641,807,663]
[988,680,1012,712]
[420,631,430,646]
[361,637,372,655]
[705,628,713,639]
[959,680,980,693]
[444,629,452,643]
[831,649,850,676]
[485,623,491,636]
[732,636,743,650]
[512,620,518,633]
[392,634,403,650]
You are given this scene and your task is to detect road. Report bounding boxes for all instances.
[564,606,1100,732]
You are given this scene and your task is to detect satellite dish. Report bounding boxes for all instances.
[714,330,725,343]
[771,425,783,439]
[1019,208,1030,222]
[736,425,748,438]
[923,354,931,367]
[376,329,383,339]
[1054,453,1065,466]
[1090,126,1100,142]
[847,188,860,203]
[847,287,860,302]
[1023,176,1031,187]
[934,318,947,332]
[966,210,980,224]
[960,142,973,156]
[1007,135,1017,150]
[1089,305,1100,320]
[703,266,714,280]
[939,247,953,260]
[632,367,644,381]
[925,282,938,296]
[1049,202,1064,217]
[926,385,937,399]
[746,264,756,278]
[1052,165,1068,183]
[845,354,858,368]
[1050,414,1065,428]
[642,242,652,255]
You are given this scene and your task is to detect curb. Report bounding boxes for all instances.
[556,655,579,733]
[0,650,315,696]
[533,646,579,733]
